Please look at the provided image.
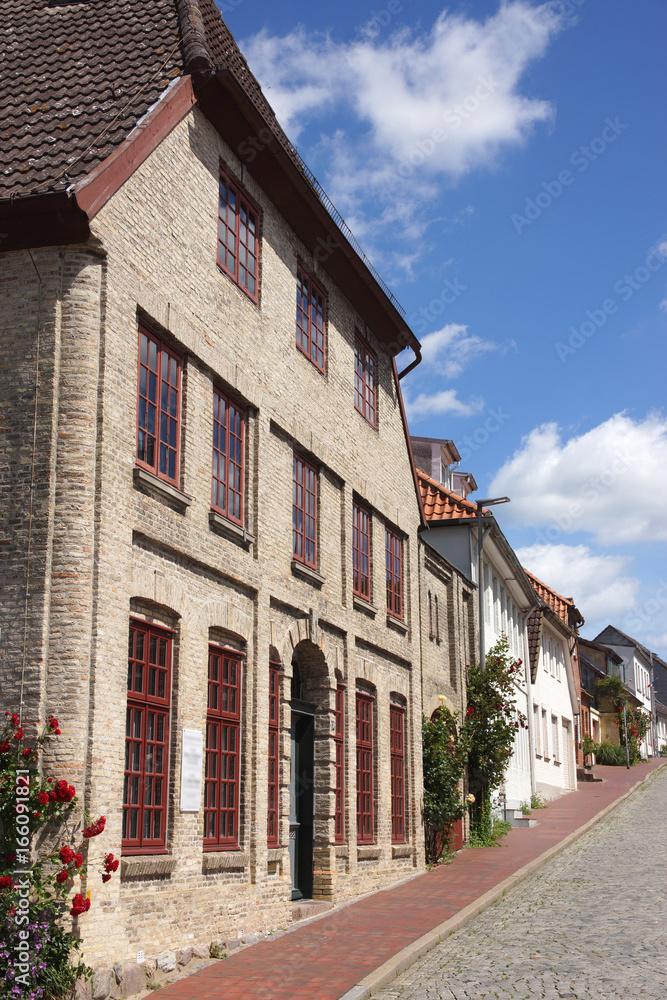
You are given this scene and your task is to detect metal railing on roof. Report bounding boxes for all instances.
[288,144,406,319]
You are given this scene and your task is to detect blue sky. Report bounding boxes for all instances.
[218,0,667,656]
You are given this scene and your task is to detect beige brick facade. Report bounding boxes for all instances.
[0,106,469,969]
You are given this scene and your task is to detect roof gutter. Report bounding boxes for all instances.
[397,346,422,380]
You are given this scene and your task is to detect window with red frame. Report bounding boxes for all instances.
[352,503,371,601]
[212,388,244,524]
[293,453,317,568]
[354,335,377,427]
[390,705,406,844]
[267,660,280,847]
[334,684,345,844]
[356,692,374,844]
[136,326,181,486]
[204,647,242,850]
[386,528,402,619]
[218,168,259,302]
[296,267,326,372]
[123,621,172,853]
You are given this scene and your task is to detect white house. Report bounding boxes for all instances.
[524,572,581,800]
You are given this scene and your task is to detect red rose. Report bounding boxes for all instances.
[102,873,111,883]
[103,853,119,874]
[48,791,57,802]
[60,845,75,864]
[14,728,24,741]
[0,876,13,890]
[48,716,59,730]
[0,743,11,754]
[56,870,69,884]
[11,714,19,727]
[74,854,83,869]
[38,793,49,805]
[5,853,16,864]
[33,812,41,819]
[70,893,91,916]
[55,729,61,735]
[82,816,106,838]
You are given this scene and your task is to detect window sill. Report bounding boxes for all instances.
[291,559,325,588]
[357,845,381,860]
[209,510,254,548]
[386,614,408,635]
[120,856,176,879]
[391,844,412,859]
[267,848,283,862]
[353,594,378,617]
[202,851,248,872]
[133,467,193,511]
[334,844,348,858]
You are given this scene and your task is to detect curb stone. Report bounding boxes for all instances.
[338,762,666,1000]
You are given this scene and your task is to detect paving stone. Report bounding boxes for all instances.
[377,768,667,1000]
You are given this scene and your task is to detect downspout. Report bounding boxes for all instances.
[522,604,539,797]
[397,345,422,380]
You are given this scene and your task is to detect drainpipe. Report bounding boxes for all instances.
[397,345,422,380]
[522,604,539,797]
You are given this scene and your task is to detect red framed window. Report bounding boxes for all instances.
[386,528,403,619]
[218,168,259,302]
[354,335,377,427]
[296,267,326,372]
[136,325,181,486]
[123,621,172,853]
[390,705,406,844]
[352,503,371,601]
[356,693,374,844]
[267,660,281,847]
[204,647,242,850]
[293,453,317,568]
[212,388,244,524]
[334,684,345,844]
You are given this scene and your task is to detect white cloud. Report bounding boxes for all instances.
[404,388,485,422]
[241,2,566,248]
[489,412,667,545]
[517,543,640,623]
[420,323,497,377]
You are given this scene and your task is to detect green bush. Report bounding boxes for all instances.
[594,742,627,766]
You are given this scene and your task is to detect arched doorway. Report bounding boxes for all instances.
[288,640,331,900]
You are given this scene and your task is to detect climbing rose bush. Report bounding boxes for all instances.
[0,711,117,999]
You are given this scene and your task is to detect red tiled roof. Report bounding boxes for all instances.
[0,0,298,198]
[523,569,574,625]
[417,469,489,522]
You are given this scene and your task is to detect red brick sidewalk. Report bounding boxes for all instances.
[152,760,664,1000]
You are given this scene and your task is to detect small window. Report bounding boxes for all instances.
[204,647,243,850]
[354,334,377,427]
[123,621,172,853]
[356,692,374,844]
[136,325,181,486]
[293,453,317,568]
[385,527,402,619]
[428,591,433,640]
[296,267,326,372]
[218,168,259,302]
[352,503,371,601]
[434,594,439,641]
[334,684,345,844]
[267,660,281,847]
[212,388,244,524]
[390,704,406,844]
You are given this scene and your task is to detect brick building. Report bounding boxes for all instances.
[0,0,448,970]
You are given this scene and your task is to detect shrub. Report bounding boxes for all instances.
[422,705,467,864]
[594,742,627,766]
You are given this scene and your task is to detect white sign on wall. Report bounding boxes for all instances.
[180,728,203,812]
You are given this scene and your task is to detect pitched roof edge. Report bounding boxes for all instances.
[393,360,426,530]
[74,76,196,220]
[176,0,215,78]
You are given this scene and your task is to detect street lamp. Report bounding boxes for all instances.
[475,497,511,669]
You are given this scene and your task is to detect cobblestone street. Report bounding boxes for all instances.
[378,767,667,1000]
